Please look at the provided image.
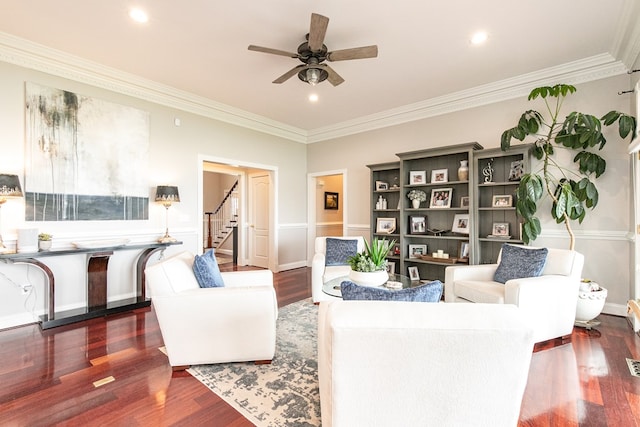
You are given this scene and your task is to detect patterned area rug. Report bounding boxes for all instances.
[188,298,320,427]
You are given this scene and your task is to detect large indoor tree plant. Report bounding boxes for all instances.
[501,84,637,250]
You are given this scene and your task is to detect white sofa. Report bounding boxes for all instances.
[311,236,365,303]
[318,300,535,427]
[145,251,278,369]
[444,247,584,343]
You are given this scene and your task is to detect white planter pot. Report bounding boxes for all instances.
[412,199,420,209]
[348,270,389,287]
[575,288,607,322]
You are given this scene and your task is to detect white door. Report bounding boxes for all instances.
[249,172,270,268]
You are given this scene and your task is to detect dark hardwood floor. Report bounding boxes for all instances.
[0,263,638,426]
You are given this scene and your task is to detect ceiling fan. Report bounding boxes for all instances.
[248,13,378,86]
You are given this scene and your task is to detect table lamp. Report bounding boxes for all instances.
[155,185,180,243]
[0,174,24,252]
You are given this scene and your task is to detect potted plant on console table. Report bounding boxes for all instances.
[347,237,395,287]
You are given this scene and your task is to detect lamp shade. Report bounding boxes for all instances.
[155,186,180,203]
[0,174,23,199]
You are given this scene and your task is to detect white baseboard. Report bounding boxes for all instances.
[278,261,308,271]
[603,302,628,317]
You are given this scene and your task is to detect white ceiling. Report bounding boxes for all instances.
[0,0,638,143]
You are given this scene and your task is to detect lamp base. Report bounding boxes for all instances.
[158,235,177,243]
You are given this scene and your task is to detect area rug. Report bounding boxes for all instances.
[188,298,321,427]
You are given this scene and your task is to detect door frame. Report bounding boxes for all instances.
[307,169,347,265]
[198,154,279,272]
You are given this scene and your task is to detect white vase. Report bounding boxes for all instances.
[458,160,469,181]
[38,240,52,251]
[412,199,420,209]
[348,269,389,287]
[575,287,607,323]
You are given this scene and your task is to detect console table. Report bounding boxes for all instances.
[0,241,182,329]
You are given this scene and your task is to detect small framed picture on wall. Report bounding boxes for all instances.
[324,192,339,210]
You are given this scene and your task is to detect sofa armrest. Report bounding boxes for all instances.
[504,274,579,307]
[152,285,278,366]
[221,269,273,288]
[504,274,580,342]
[444,264,498,302]
[312,253,326,302]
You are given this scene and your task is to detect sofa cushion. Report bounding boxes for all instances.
[193,249,225,288]
[454,280,506,303]
[325,238,358,266]
[340,280,443,302]
[494,244,548,284]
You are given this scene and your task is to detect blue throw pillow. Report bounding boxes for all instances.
[325,238,358,266]
[193,249,225,288]
[340,280,443,302]
[493,244,548,284]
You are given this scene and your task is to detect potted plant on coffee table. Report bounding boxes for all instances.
[347,237,396,286]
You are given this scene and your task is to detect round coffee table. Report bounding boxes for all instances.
[322,273,415,298]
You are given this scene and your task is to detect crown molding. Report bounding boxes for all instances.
[307,54,629,143]
[0,32,308,143]
[611,0,640,69]
[0,32,631,145]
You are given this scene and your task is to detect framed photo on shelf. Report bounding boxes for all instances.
[460,196,470,208]
[409,215,428,234]
[324,192,339,210]
[408,266,420,281]
[386,261,396,274]
[452,213,470,234]
[492,194,512,208]
[408,244,427,258]
[508,160,524,181]
[458,241,470,260]
[375,180,389,191]
[431,169,448,183]
[431,169,449,183]
[376,217,396,234]
[429,188,453,208]
[409,170,427,185]
[491,222,510,237]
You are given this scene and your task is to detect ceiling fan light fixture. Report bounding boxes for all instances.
[299,67,328,85]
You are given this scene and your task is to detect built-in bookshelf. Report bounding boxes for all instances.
[367,162,401,274]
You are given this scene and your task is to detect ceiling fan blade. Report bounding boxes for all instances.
[321,64,345,86]
[273,65,306,84]
[248,45,299,58]
[327,45,378,61]
[308,13,329,52]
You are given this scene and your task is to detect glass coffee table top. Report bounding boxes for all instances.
[322,273,416,298]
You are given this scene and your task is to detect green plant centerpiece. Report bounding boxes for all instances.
[38,233,52,241]
[346,237,396,286]
[501,84,636,250]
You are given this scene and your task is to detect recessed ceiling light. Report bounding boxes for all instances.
[129,8,149,23]
[470,31,488,45]
[309,94,319,102]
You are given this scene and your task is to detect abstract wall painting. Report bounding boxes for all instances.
[24,82,150,221]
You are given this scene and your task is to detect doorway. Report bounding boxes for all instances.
[199,156,278,271]
[307,170,347,265]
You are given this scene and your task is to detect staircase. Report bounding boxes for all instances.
[204,180,239,251]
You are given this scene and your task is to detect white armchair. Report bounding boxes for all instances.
[311,236,365,303]
[145,251,278,369]
[445,246,584,343]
